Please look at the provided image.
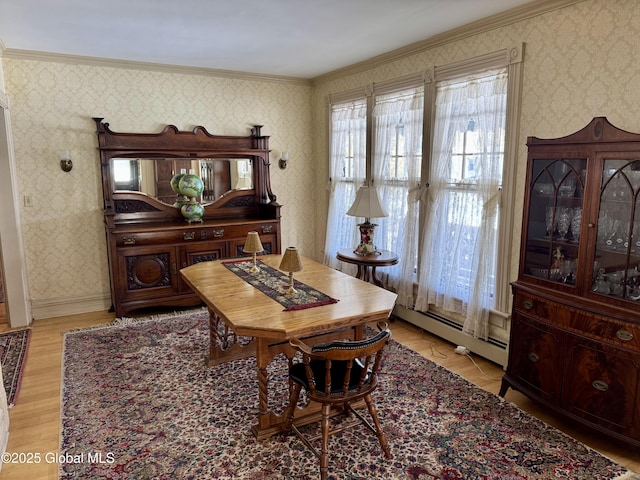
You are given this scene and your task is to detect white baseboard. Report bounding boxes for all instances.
[394,304,508,368]
[30,294,111,320]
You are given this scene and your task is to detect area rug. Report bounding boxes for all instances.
[0,328,30,407]
[60,310,637,479]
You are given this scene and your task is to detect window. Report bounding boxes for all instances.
[372,87,423,297]
[113,159,140,191]
[322,100,367,271]
[415,69,507,339]
[324,46,523,339]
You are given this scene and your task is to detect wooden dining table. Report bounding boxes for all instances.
[180,254,398,439]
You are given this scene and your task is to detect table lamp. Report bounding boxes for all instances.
[243,231,264,272]
[346,185,388,255]
[279,247,303,294]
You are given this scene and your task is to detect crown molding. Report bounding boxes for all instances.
[312,0,584,85]
[1,48,313,86]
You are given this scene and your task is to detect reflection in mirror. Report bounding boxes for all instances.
[112,158,253,206]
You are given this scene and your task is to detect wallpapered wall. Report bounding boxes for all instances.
[1,61,313,316]
[3,0,640,319]
[312,0,640,287]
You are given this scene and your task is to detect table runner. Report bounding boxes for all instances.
[222,259,339,311]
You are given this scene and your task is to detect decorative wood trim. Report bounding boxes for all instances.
[497,43,525,313]
[2,48,312,86]
[30,294,111,320]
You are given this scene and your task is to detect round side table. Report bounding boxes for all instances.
[336,249,399,287]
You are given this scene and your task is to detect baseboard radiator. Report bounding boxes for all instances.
[393,304,508,368]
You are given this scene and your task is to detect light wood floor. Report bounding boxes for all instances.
[0,308,638,479]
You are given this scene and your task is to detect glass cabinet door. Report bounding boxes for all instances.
[591,159,640,301]
[523,158,587,285]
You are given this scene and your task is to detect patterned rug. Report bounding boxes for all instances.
[0,328,30,407]
[60,310,637,479]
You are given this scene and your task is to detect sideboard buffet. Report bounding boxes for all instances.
[94,118,281,317]
[500,117,640,446]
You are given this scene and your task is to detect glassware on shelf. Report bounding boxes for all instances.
[608,270,625,297]
[628,168,640,191]
[626,267,640,300]
[536,183,554,195]
[597,214,619,249]
[614,221,629,250]
[558,177,576,197]
[545,206,555,237]
[633,221,640,253]
[627,285,640,301]
[571,207,582,241]
[556,207,572,241]
[592,268,610,294]
[560,259,575,284]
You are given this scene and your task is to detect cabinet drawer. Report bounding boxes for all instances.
[217,222,278,240]
[563,336,640,436]
[114,222,279,247]
[513,290,640,349]
[506,313,564,402]
[229,234,277,258]
[512,291,552,320]
[115,230,202,246]
[568,314,640,349]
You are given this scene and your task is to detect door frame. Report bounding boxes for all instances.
[0,92,31,327]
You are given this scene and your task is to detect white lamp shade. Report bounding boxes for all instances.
[346,186,387,219]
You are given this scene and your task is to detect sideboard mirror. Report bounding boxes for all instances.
[93,118,279,226]
[111,157,254,206]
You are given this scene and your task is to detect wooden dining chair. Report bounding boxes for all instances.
[282,321,393,480]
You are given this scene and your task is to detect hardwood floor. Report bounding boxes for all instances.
[1,310,639,479]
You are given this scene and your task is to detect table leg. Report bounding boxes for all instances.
[356,264,365,280]
[207,309,255,366]
[362,265,371,283]
[371,266,383,287]
[252,337,291,440]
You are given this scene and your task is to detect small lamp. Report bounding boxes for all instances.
[243,231,264,272]
[279,247,303,294]
[346,185,388,256]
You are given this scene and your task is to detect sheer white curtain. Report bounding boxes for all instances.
[323,101,367,271]
[371,88,423,305]
[415,70,507,339]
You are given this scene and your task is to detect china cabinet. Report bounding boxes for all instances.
[94,118,281,317]
[500,117,640,446]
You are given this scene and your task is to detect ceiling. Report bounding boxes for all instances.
[0,0,537,79]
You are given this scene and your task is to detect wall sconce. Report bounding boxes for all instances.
[279,151,290,170]
[60,150,73,172]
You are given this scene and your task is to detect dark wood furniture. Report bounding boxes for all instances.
[336,249,399,287]
[500,117,640,447]
[283,321,393,480]
[94,118,281,317]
